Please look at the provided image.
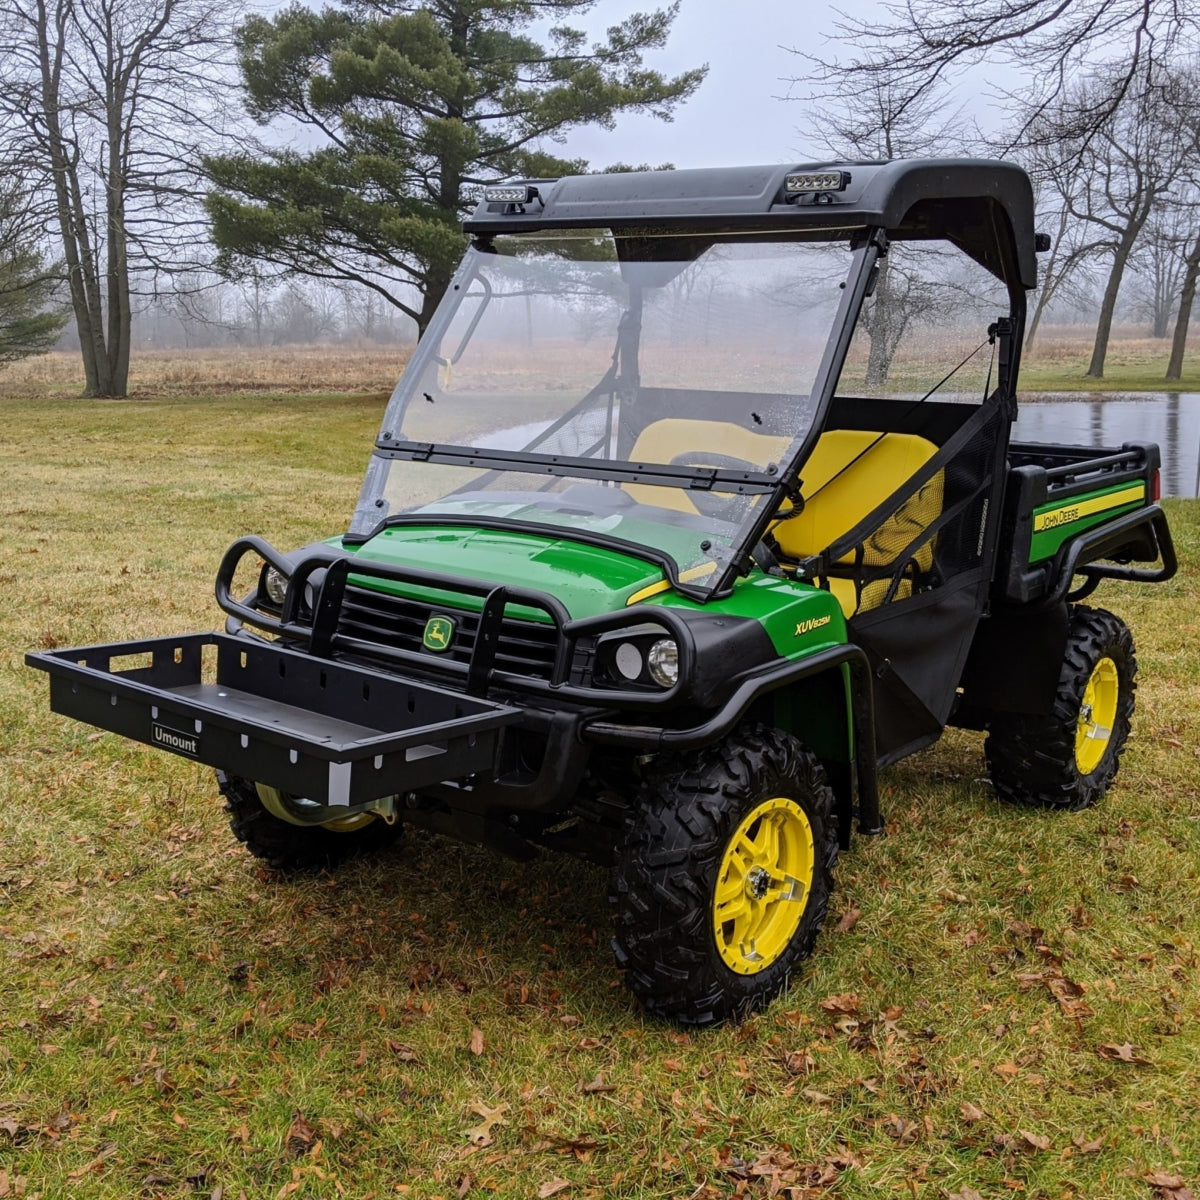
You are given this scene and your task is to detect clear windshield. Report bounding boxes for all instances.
[351,233,854,592]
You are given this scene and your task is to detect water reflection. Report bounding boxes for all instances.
[1014,393,1200,498]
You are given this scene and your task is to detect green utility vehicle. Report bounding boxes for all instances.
[29,160,1176,1025]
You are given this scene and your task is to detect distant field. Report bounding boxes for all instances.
[1,394,1198,1198]
[0,325,1196,400]
[0,345,413,400]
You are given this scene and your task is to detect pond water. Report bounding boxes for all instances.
[1014,393,1200,498]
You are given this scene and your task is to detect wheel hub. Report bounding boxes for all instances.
[746,866,771,899]
[712,796,816,976]
[1075,657,1119,776]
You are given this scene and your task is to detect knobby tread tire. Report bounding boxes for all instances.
[984,605,1136,811]
[219,774,403,871]
[609,725,838,1027]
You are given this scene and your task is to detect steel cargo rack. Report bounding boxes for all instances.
[26,633,520,806]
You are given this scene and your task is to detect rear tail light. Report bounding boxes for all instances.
[1152,470,1161,502]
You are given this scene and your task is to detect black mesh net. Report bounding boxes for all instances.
[814,397,1006,618]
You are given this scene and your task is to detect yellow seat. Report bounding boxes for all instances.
[773,429,943,617]
[625,419,791,513]
[624,419,943,619]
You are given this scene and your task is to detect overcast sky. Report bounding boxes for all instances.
[564,0,1014,169]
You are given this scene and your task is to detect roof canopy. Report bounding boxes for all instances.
[463,158,1038,291]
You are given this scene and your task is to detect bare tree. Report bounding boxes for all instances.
[805,1,1199,154]
[1166,228,1200,381]
[1131,208,1193,338]
[1032,66,1199,378]
[1018,142,1110,353]
[0,0,238,396]
[788,76,977,384]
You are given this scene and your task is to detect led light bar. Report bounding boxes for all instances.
[484,184,536,205]
[785,171,849,193]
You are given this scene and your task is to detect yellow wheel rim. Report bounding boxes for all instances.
[1075,657,1119,775]
[713,796,815,975]
[255,783,377,832]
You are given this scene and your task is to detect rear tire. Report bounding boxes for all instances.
[610,726,838,1026]
[219,774,403,870]
[985,605,1136,811]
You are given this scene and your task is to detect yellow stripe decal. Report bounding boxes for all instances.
[625,562,717,607]
[1032,484,1145,533]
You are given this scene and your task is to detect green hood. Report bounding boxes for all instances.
[351,524,665,619]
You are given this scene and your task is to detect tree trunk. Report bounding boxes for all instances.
[1166,228,1200,382]
[1087,225,1142,379]
[105,87,131,396]
[865,257,893,386]
[1025,208,1072,354]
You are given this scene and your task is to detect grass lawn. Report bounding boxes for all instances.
[1,393,1198,1200]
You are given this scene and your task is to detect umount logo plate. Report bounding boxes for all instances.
[151,721,200,759]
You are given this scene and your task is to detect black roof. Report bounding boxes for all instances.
[464,158,1037,291]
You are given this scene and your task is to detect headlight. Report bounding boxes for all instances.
[614,641,643,681]
[262,565,289,606]
[647,638,679,687]
[593,629,681,691]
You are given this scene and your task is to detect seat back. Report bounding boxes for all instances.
[623,419,943,617]
[773,430,943,615]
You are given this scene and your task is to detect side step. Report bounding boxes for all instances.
[26,633,519,806]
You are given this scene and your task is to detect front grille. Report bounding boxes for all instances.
[336,584,559,681]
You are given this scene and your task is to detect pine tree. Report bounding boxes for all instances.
[0,186,67,367]
[205,0,705,335]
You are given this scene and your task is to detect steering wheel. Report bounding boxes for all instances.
[669,451,762,522]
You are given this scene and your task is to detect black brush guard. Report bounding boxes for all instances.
[26,540,698,807]
[26,634,519,806]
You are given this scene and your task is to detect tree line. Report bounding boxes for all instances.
[2,0,1199,395]
[0,0,702,396]
[798,0,1200,381]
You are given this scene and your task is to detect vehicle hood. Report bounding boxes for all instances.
[349,524,667,620]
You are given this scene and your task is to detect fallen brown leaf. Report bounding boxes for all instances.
[1073,1133,1105,1153]
[537,1178,572,1198]
[286,1112,317,1158]
[1099,1041,1149,1064]
[1145,1171,1187,1189]
[994,1061,1020,1080]
[946,1189,984,1200]
[959,1102,986,1123]
[834,907,861,933]
[882,1113,919,1144]
[579,1073,616,1095]
[468,1028,485,1056]
[1019,1130,1051,1152]
[819,992,860,1015]
[66,1143,116,1179]
[463,1101,507,1148]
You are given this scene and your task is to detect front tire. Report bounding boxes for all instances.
[219,774,404,870]
[610,726,838,1026]
[985,605,1136,811]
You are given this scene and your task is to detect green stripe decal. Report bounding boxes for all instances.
[1029,482,1146,563]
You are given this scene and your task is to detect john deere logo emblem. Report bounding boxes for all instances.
[423,615,455,652]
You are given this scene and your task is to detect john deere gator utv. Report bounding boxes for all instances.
[29,160,1176,1025]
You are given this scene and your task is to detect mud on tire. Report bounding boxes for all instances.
[219,773,404,871]
[610,725,838,1026]
[985,605,1136,811]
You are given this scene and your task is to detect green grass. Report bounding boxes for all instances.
[2,394,1199,1199]
[1020,345,1200,394]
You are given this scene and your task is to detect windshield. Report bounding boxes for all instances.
[351,233,855,595]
